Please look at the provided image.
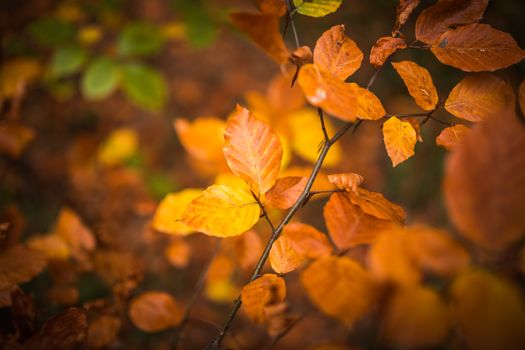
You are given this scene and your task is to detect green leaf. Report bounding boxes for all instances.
[49,47,87,78]
[81,57,120,100]
[175,1,217,49]
[117,22,164,57]
[292,0,342,17]
[121,63,167,111]
[29,18,75,46]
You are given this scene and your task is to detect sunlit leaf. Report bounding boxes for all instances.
[265,176,307,210]
[382,116,417,167]
[174,117,226,162]
[152,189,202,235]
[392,61,438,111]
[241,274,286,323]
[435,124,470,151]
[370,36,407,68]
[293,0,342,17]
[128,291,183,332]
[164,239,190,268]
[81,57,120,100]
[349,188,405,223]
[121,63,167,111]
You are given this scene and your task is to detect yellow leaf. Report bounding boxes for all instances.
[97,128,138,166]
[314,24,363,80]
[152,189,202,235]
[205,279,239,303]
[223,105,283,196]
[265,176,307,210]
[181,185,260,237]
[298,64,385,122]
[301,256,377,325]
[128,291,183,332]
[435,124,470,151]
[214,173,250,191]
[382,116,417,167]
[293,0,342,17]
[241,274,286,323]
[173,117,226,162]
[392,61,438,111]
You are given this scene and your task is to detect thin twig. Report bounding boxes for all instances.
[318,108,330,142]
[285,0,301,48]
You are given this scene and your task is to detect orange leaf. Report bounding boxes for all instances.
[241,274,286,323]
[392,61,438,111]
[223,105,283,196]
[164,239,190,268]
[313,24,363,80]
[369,36,407,68]
[290,45,313,66]
[393,0,420,35]
[0,121,35,158]
[349,188,405,223]
[256,0,287,16]
[54,207,96,258]
[327,172,363,192]
[301,256,377,326]
[265,176,307,209]
[173,117,226,162]
[324,192,398,249]
[415,0,488,44]
[0,245,46,290]
[128,291,183,332]
[298,64,385,121]
[405,117,423,142]
[225,230,262,271]
[26,234,70,259]
[382,116,417,167]
[229,12,289,64]
[87,315,121,349]
[382,285,451,348]
[435,124,470,151]
[269,233,307,274]
[445,73,513,122]
[444,110,525,250]
[431,23,525,72]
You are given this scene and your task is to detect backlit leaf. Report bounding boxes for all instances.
[327,172,363,192]
[445,73,513,122]
[435,124,470,151]
[241,274,286,323]
[181,185,260,237]
[128,291,183,332]
[369,36,407,68]
[392,61,438,111]
[152,189,202,235]
[223,105,283,196]
[269,233,307,274]
[349,188,405,223]
[265,176,307,210]
[298,64,385,121]
[0,245,46,290]
[293,0,342,17]
[382,116,417,167]
[174,117,226,162]
[431,24,525,72]
[314,25,363,80]
[121,63,167,111]
[301,256,376,325]
[81,57,120,100]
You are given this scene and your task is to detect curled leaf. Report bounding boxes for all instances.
[370,36,407,68]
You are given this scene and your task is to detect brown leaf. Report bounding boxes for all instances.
[87,315,121,349]
[128,291,183,332]
[382,116,417,167]
[223,105,283,196]
[241,274,286,323]
[265,176,307,209]
[257,0,287,16]
[444,110,525,250]
[431,24,525,72]
[301,256,377,325]
[327,172,364,192]
[324,193,397,249]
[298,64,385,121]
[314,24,363,80]
[0,121,35,158]
[435,124,470,151]
[369,36,407,68]
[393,0,420,35]
[0,245,46,290]
[290,46,313,66]
[230,12,289,64]
[415,0,488,44]
[445,73,514,122]
[392,61,438,111]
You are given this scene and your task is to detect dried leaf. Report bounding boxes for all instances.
[451,271,525,350]
[241,274,286,323]
[265,176,307,210]
[298,64,385,121]
[369,37,407,68]
[174,117,226,162]
[415,0,488,44]
[445,73,513,122]
[392,61,438,111]
[314,24,363,80]
[230,12,289,63]
[431,24,525,72]
[293,0,342,17]
[152,189,202,235]
[444,110,525,250]
[223,105,283,196]
[181,185,260,238]
[382,285,451,348]
[382,116,417,167]
[301,256,376,325]
[128,291,183,332]
[393,0,420,35]
[0,245,46,290]
[327,172,364,192]
[290,46,313,66]
[435,124,470,151]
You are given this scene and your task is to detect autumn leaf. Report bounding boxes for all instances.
[241,274,286,323]
[152,189,202,235]
[223,105,283,196]
[392,61,438,111]
[174,117,226,162]
[382,116,417,167]
[97,128,138,166]
[0,245,47,290]
[298,64,385,121]
[349,188,405,223]
[269,233,307,274]
[128,291,183,332]
[164,239,190,268]
[369,37,407,68]
[327,172,363,192]
[301,256,377,325]
[292,0,342,17]
[435,124,470,151]
[445,73,513,122]
[181,185,260,238]
[290,45,313,66]
[415,0,488,44]
[431,24,525,72]
[314,25,363,80]
[444,110,525,250]
[393,0,420,35]
[230,12,289,64]
[451,271,525,350]
[26,234,70,259]
[256,0,287,16]
[224,230,262,270]
[382,285,451,348]
[0,121,35,158]
[265,176,307,210]
[87,315,121,349]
